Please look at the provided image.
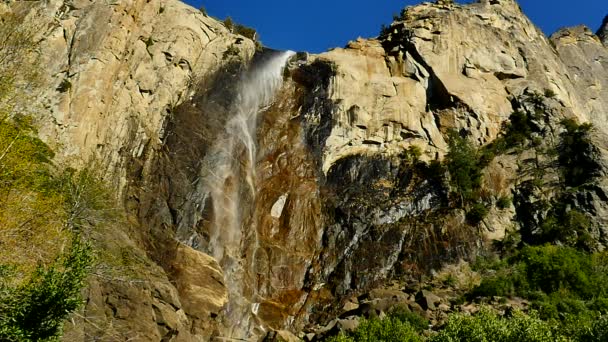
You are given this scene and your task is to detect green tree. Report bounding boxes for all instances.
[445,130,482,204]
[224,16,234,32]
[0,237,93,341]
[558,119,598,187]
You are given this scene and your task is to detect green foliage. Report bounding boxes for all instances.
[537,208,592,248]
[544,89,557,99]
[471,245,608,325]
[403,145,422,163]
[0,116,55,190]
[470,272,517,298]
[326,333,354,342]
[513,245,602,299]
[429,308,568,342]
[388,306,429,332]
[326,317,423,342]
[496,110,535,151]
[557,118,598,187]
[577,315,608,342]
[496,196,512,210]
[0,237,93,341]
[445,130,482,203]
[222,16,258,41]
[0,116,98,340]
[56,79,72,93]
[224,16,234,32]
[466,203,489,225]
[234,23,257,40]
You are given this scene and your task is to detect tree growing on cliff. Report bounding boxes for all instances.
[558,118,599,187]
[445,130,482,204]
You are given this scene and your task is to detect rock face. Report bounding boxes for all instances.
[6,0,608,340]
[598,15,608,45]
[6,0,254,339]
[14,0,255,187]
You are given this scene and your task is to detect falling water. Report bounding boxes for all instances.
[201,50,295,338]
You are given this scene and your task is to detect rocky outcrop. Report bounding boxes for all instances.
[289,0,608,327]
[171,244,229,336]
[312,0,607,170]
[13,0,255,186]
[5,0,256,339]
[6,0,608,340]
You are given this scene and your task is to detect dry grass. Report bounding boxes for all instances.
[0,189,70,283]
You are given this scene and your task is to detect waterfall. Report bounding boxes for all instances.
[201,50,295,338]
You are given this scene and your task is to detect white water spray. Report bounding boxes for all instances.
[201,50,295,338]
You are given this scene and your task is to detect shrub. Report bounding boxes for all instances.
[234,23,257,40]
[538,208,592,248]
[223,16,234,32]
[496,196,512,209]
[56,78,72,93]
[0,237,93,341]
[544,89,557,98]
[581,315,608,342]
[429,308,567,342]
[514,245,597,298]
[471,245,608,326]
[466,203,489,225]
[470,272,516,298]
[502,110,534,149]
[388,306,429,332]
[352,317,423,342]
[326,317,423,342]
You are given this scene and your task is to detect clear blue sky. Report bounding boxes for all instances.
[190,1,606,53]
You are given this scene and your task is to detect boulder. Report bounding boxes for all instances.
[338,318,360,332]
[415,290,442,311]
[172,244,228,319]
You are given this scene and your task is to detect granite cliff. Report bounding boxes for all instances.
[2,0,608,340]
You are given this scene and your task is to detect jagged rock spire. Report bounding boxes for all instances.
[598,15,608,45]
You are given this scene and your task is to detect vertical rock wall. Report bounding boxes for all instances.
[5,0,608,339]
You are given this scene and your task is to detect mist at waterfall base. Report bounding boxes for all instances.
[197,50,295,338]
[192,0,604,53]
